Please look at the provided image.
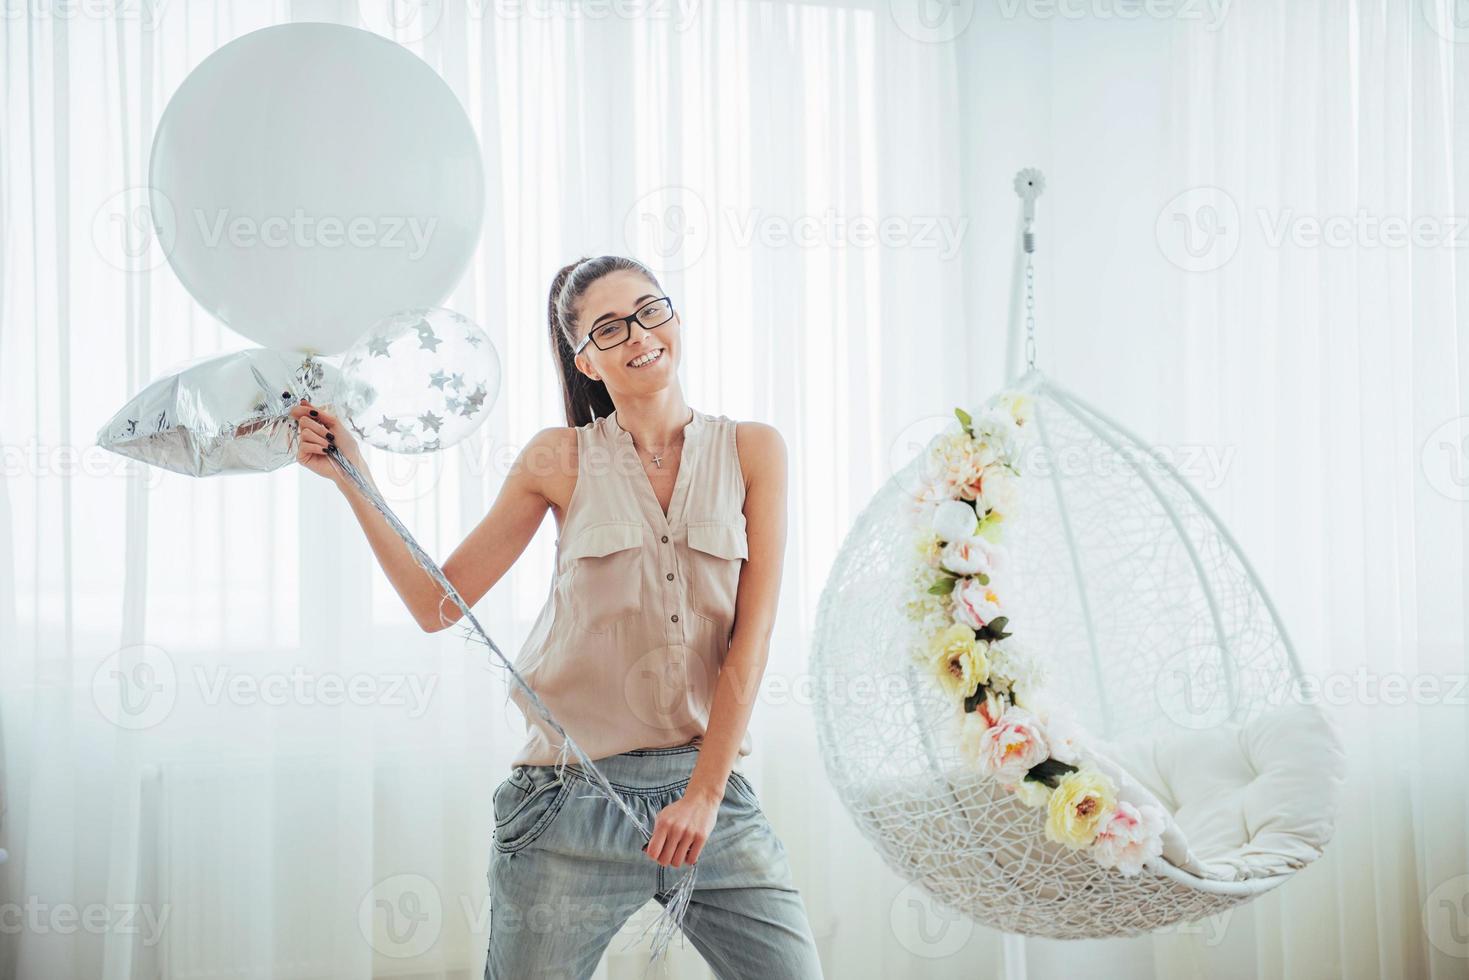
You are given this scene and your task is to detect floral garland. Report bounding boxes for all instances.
[903,392,1167,877]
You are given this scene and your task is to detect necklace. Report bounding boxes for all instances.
[622,409,692,468]
[642,434,682,468]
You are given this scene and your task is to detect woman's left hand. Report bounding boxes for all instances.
[644,787,720,868]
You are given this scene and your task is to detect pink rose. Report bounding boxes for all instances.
[973,704,1050,782]
[952,577,1002,629]
[1089,801,1166,876]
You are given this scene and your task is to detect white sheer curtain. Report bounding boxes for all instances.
[0,2,973,978]
[6,1,1467,978]
[958,2,1469,978]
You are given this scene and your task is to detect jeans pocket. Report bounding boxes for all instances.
[493,766,570,853]
[726,769,762,811]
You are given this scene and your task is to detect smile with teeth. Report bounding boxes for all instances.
[628,348,664,368]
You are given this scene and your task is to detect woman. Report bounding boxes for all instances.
[292,255,824,979]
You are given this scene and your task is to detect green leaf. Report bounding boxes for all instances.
[954,406,973,436]
[1024,758,1079,788]
[927,576,957,595]
[963,681,989,714]
[977,616,1012,642]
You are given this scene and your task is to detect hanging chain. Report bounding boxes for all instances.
[1024,243,1037,370]
[1014,167,1044,375]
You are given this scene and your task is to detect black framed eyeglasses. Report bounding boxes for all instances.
[574,296,675,355]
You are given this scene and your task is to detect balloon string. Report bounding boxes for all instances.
[320,442,697,973]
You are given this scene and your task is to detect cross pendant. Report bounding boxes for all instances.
[651,453,664,468]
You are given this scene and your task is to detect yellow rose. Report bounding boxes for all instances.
[1044,767,1117,849]
[927,623,989,700]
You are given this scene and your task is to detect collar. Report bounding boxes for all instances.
[605,406,704,448]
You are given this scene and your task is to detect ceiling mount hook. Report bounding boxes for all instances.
[1014,167,1046,253]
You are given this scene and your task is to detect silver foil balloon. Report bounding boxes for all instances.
[96,348,344,476]
[338,307,500,454]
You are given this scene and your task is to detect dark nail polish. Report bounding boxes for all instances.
[310,410,318,417]
[326,433,335,442]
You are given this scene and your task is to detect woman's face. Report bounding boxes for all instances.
[571,270,681,395]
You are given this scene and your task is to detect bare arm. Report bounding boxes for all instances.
[293,400,566,632]
[687,421,788,802]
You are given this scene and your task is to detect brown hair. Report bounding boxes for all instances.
[547,255,665,427]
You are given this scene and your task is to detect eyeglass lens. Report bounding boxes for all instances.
[590,298,673,349]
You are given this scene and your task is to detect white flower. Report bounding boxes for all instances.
[986,640,1048,707]
[974,407,1020,458]
[939,535,997,577]
[994,390,1035,429]
[979,466,1021,516]
[1033,704,1084,765]
[932,499,980,542]
[1008,778,1053,808]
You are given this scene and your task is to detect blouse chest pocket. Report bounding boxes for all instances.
[684,519,749,627]
[561,521,644,634]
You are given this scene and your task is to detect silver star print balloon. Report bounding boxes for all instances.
[338,307,501,454]
[96,348,344,476]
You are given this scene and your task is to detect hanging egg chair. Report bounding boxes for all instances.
[809,170,1346,940]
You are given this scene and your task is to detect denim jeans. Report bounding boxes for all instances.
[484,742,824,979]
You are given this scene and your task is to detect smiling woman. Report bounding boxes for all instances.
[459,255,822,977]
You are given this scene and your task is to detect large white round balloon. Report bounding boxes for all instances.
[149,23,484,355]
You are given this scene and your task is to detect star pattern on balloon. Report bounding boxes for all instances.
[338,307,501,455]
[415,321,442,353]
[464,385,487,414]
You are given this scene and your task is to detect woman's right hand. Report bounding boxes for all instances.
[290,400,364,486]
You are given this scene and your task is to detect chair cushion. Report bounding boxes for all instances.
[1099,702,1348,880]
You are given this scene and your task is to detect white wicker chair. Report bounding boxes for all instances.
[810,368,1346,939]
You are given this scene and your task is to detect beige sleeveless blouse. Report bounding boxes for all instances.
[508,407,755,768]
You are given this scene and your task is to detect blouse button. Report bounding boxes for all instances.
[666,572,674,581]
[661,535,669,543]
[671,614,679,623]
